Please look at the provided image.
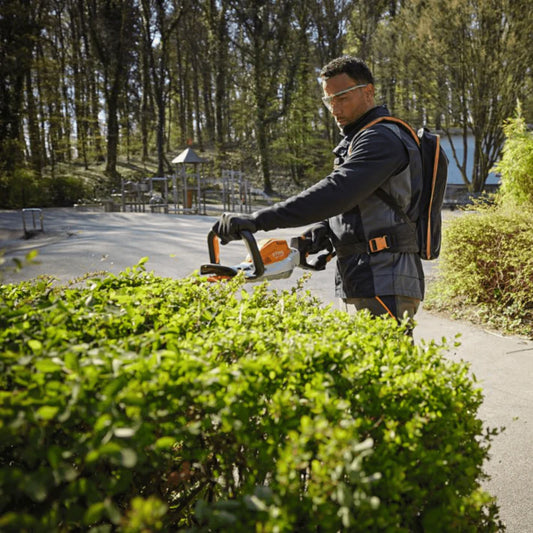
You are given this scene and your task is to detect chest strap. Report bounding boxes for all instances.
[334,223,419,259]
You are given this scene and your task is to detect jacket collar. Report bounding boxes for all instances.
[332,105,391,159]
[341,105,390,137]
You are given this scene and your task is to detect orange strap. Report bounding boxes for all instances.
[361,117,420,147]
[425,134,440,259]
[375,296,396,320]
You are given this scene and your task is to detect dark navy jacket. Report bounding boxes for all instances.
[253,105,425,299]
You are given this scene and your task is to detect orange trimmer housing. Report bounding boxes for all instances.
[200,230,335,282]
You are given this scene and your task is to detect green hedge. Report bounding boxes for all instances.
[426,204,533,337]
[0,264,503,531]
[425,110,533,337]
[0,170,89,209]
[493,109,533,206]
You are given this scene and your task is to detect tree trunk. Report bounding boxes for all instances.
[25,70,43,176]
[140,43,152,161]
[156,91,166,175]
[68,0,89,168]
[193,65,203,151]
[205,0,229,165]
[256,99,272,194]
[56,8,72,163]
[105,72,122,179]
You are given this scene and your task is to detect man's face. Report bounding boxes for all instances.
[322,73,375,129]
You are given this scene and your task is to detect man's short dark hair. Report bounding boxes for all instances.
[320,56,374,85]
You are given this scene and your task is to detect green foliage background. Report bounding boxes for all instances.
[1,0,531,199]
[494,110,533,206]
[1,266,503,531]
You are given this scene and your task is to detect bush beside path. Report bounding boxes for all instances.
[1,207,532,531]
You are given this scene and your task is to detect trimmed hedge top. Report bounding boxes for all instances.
[0,263,503,531]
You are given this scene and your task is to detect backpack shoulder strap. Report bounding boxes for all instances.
[358,116,419,231]
[374,188,415,231]
[361,116,420,147]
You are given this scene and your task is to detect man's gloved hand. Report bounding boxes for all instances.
[212,213,258,244]
[300,223,332,254]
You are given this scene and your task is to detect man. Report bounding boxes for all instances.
[212,55,424,326]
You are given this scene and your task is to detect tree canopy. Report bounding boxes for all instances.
[0,0,531,201]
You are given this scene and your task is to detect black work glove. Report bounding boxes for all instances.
[212,213,259,244]
[300,223,332,254]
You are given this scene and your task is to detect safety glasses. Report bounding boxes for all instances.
[322,84,368,110]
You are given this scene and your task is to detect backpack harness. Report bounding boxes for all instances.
[336,116,448,261]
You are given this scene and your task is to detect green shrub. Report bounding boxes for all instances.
[426,108,533,336]
[45,175,89,207]
[493,107,533,206]
[0,170,89,209]
[0,169,41,209]
[0,265,503,531]
[426,204,533,337]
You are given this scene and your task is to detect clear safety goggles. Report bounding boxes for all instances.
[321,84,368,110]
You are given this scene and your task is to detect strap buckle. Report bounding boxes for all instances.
[368,235,390,253]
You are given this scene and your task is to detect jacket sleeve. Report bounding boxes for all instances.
[253,126,409,232]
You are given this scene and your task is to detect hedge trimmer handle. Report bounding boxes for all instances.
[289,236,336,271]
[206,230,265,279]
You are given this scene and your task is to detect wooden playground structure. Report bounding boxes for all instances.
[116,148,254,216]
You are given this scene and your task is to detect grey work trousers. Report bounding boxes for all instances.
[341,295,420,333]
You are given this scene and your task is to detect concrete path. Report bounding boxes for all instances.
[1,208,532,532]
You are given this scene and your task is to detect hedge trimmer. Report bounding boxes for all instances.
[200,230,335,282]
